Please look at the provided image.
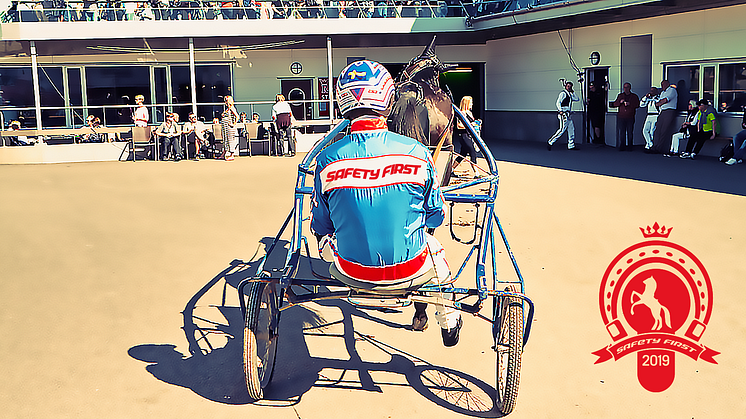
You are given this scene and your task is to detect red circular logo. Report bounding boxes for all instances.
[593,223,718,392]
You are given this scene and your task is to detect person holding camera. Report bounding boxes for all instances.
[547,81,579,151]
[610,82,640,151]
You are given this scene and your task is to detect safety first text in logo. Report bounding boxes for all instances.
[593,223,719,392]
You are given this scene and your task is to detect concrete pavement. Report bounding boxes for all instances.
[1,148,745,418]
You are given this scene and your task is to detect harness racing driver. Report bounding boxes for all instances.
[310,60,463,347]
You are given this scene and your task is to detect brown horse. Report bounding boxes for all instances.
[388,36,456,161]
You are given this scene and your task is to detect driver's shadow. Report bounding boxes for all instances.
[128,237,500,417]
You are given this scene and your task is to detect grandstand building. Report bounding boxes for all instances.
[0,0,744,158]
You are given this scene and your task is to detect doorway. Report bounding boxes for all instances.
[584,67,609,144]
[281,79,313,121]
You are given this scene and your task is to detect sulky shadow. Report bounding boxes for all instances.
[129,236,502,416]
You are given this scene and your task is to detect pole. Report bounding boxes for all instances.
[189,38,198,117]
[30,41,43,131]
[327,36,334,123]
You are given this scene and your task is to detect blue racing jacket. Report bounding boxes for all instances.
[310,116,445,283]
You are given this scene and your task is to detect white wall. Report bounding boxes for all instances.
[484,3,746,112]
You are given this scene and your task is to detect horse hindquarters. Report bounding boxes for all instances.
[389,90,429,145]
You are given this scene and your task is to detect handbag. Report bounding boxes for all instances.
[470,119,482,136]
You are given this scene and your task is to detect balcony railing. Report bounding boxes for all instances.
[1,1,469,22]
[0,0,578,23]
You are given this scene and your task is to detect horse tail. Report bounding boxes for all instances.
[389,90,427,145]
[660,305,671,329]
[402,100,426,144]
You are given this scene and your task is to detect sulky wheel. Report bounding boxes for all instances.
[494,286,524,415]
[243,281,280,400]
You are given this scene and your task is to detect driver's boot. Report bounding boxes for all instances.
[412,302,428,331]
[441,316,463,347]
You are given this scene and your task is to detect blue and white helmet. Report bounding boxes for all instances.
[336,60,395,117]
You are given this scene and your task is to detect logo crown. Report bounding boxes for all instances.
[640,222,672,239]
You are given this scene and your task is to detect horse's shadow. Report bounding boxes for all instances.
[128,237,501,417]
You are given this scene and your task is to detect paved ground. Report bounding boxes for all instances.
[1,142,745,418]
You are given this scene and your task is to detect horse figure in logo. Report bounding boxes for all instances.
[388,36,456,168]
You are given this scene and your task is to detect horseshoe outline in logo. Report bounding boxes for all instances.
[593,223,719,392]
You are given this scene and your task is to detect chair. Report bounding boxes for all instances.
[237,123,250,157]
[209,123,225,159]
[129,126,155,161]
[246,122,272,156]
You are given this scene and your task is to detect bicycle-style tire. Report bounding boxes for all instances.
[243,281,280,400]
[495,287,524,415]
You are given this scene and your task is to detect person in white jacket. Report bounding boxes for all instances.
[640,86,660,150]
[547,81,580,151]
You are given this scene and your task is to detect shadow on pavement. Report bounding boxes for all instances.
[128,238,503,417]
[486,139,746,197]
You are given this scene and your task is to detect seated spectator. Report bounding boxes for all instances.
[664,100,697,157]
[6,120,30,146]
[155,112,183,161]
[135,1,153,19]
[237,111,251,145]
[251,112,271,143]
[81,115,105,143]
[724,107,746,166]
[182,112,210,160]
[680,99,719,160]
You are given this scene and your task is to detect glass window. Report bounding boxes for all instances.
[39,66,65,127]
[170,66,191,104]
[154,67,168,105]
[170,64,231,121]
[0,66,65,127]
[67,68,84,126]
[86,66,150,126]
[703,66,715,107]
[718,63,746,113]
[666,65,699,111]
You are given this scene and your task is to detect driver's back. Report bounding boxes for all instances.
[311,116,445,285]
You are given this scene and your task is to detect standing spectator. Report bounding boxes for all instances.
[272,93,295,156]
[586,80,607,144]
[546,81,579,151]
[610,82,640,151]
[221,95,240,160]
[649,79,678,154]
[680,99,719,160]
[665,100,698,157]
[724,108,746,165]
[640,86,659,151]
[451,95,480,178]
[132,94,149,127]
[155,112,183,161]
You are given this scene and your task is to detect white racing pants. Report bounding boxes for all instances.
[319,233,461,329]
[548,112,575,149]
[642,114,658,149]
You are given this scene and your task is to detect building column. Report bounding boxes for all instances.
[327,36,334,123]
[30,41,43,131]
[189,38,198,117]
